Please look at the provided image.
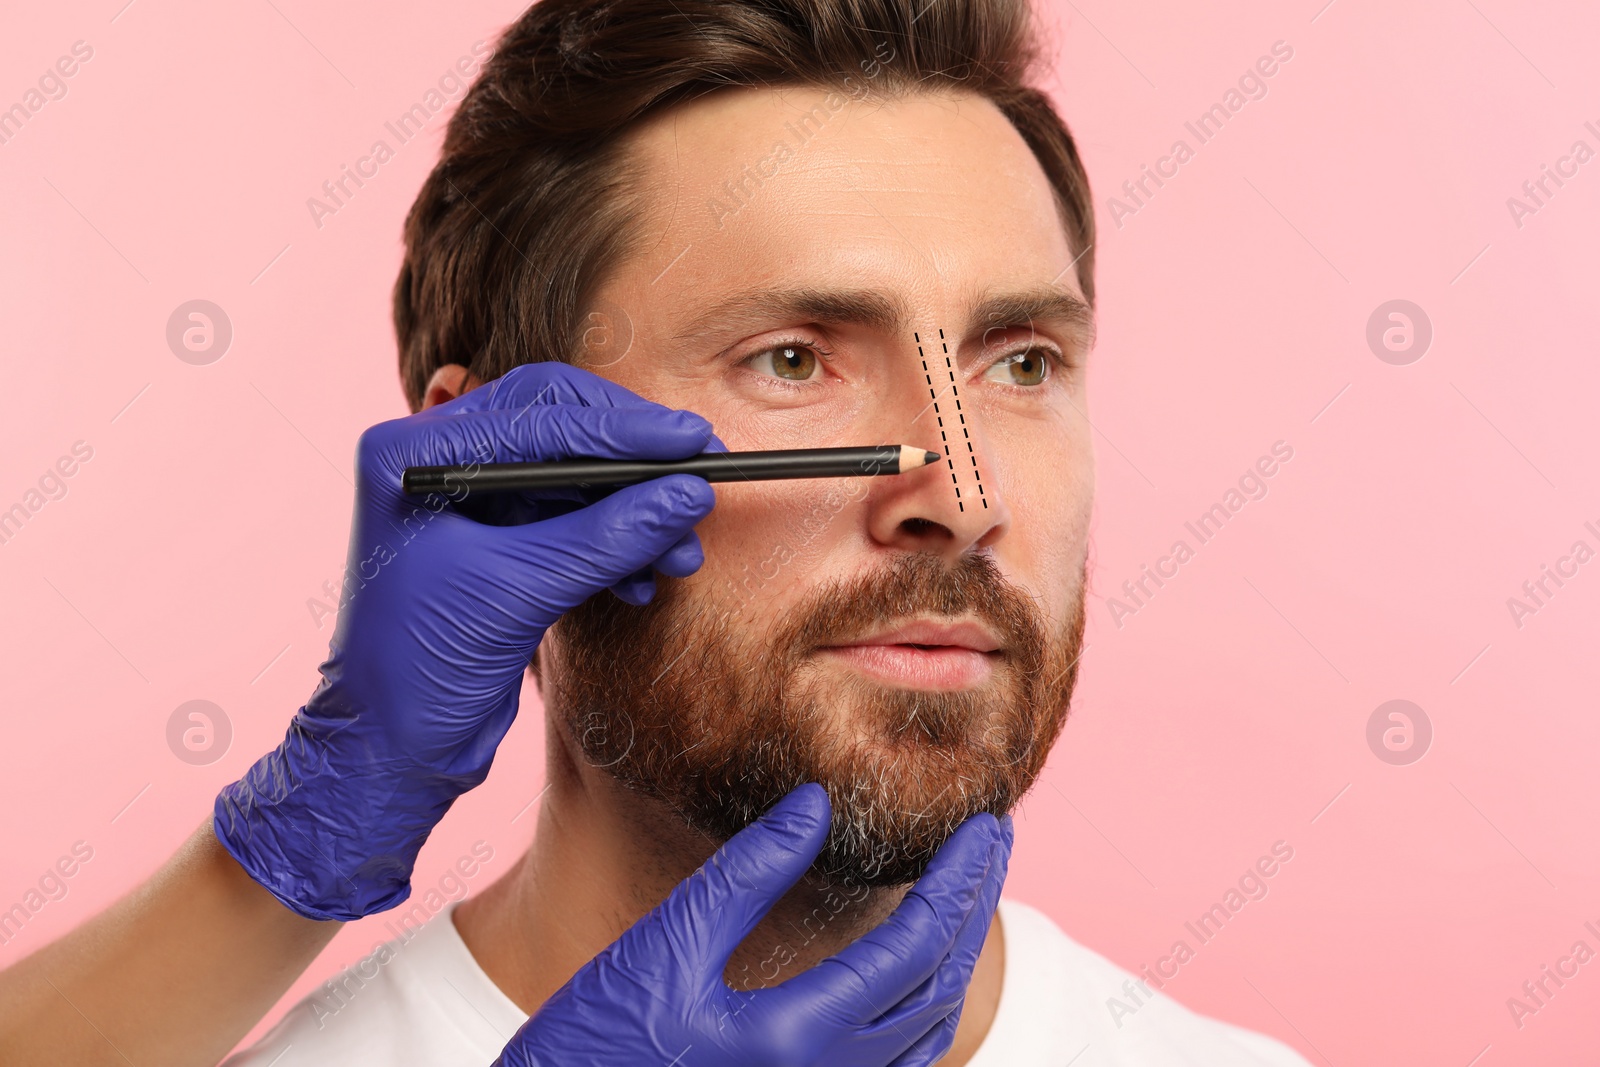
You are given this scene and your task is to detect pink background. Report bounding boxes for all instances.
[3,0,1597,1062]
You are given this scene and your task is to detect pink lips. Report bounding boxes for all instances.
[817,617,1002,689]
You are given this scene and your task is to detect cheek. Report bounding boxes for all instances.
[990,416,1093,603]
[1010,476,1089,587]
[692,479,859,616]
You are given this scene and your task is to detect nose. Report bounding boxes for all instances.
[861,345,1012,560]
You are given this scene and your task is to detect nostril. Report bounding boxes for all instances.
[901,517,942,536]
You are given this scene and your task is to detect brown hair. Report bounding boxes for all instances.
[393,0,1095,413]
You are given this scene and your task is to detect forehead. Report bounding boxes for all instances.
[614,86,1082,307]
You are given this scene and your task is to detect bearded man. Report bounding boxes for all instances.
[0,0,1311,1064]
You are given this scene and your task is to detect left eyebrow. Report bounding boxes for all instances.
[670,283,1096,348]
[966,285,1097,351]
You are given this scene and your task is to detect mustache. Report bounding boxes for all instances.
[772,552,1048,665]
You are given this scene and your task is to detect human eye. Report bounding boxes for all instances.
[741,340,831,386]
[981,348,1056,388]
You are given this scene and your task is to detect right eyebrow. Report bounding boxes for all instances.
[672,286,912,344]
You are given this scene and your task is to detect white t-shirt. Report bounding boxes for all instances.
[226,898,1311,1066]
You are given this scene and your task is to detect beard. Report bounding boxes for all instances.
[546,550,1087,886]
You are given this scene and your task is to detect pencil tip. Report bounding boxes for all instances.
[923,450,939,466]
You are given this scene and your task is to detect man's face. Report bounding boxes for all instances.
[544,85,1095,883]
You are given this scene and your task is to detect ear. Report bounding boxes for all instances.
[422,364,483,409]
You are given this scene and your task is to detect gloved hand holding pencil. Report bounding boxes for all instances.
[214,362,722,921]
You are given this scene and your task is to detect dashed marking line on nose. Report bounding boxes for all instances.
[940,329,987,509]
[914,330,964,511]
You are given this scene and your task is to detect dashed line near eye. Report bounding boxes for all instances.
[913,330,988,512]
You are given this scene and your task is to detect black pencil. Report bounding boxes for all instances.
[402,444,940,495]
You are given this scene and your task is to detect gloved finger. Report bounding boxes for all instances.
[454,403,716,467]
[406,399,713,531]
[856,814,1012,1046]
[606,530,703,602]
[454,363,718,463]
[884,1007,962,1067]
[497,475,714,612]
[653,530,705,578]
[519,403,715,463]
[449,485,585,528]
[925,814,1011,992]
[449,360,668,414]
[777,813,998,1026]
[658,783,832,973]
[608,568,656,605]
[790,833,995,1067]
[363,403,717,507]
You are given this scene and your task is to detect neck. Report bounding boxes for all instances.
[454,714,1005,1064]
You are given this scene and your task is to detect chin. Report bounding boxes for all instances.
[672,683,1051,888]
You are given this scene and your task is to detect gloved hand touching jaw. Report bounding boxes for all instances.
[494,784,1014,1067]
[214,362,722,921]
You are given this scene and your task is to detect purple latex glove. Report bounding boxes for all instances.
[214,362,720,920]
[494,784,1014,1067]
